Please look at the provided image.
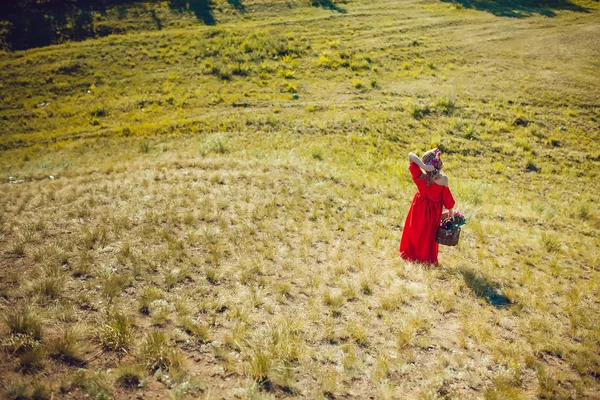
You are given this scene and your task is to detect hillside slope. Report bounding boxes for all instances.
[1,0,599,399]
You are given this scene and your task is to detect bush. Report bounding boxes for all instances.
[352,79,364,89]
[200,134,229,156]
[284,82,297,93]
[318,54,337,69]
[408,102,430,120]
[548,137,561,147]
[90,106,108,118]
[231,63,252,76]
[435,95,456,115]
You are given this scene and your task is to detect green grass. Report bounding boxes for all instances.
[1,0,600,398]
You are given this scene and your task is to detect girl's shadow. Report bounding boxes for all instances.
[459,268,512,308]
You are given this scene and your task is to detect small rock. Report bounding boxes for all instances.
[560,125,567,131]
[8,176,15,181]
[49,175,55,180]
[292,93,299,99]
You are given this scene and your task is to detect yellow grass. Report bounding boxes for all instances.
[1,0,599,398]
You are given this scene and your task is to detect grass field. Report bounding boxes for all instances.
[1,0,599,398]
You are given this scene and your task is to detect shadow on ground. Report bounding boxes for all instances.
[226,0,246,12]
[311,0,347,14]
[460,268,512,308]
[441,0,588,17]
[169,0,216,25]
[0,0,236,50]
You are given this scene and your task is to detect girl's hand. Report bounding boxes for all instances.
[408,152,435,172]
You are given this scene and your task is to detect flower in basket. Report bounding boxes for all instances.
[440,210,466,232]
[437,208,480,246]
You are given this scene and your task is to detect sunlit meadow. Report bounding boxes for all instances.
[0,0,599,398]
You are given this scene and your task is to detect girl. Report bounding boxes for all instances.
[399,148,455,265]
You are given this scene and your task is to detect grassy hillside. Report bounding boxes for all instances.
[1,0,599,398]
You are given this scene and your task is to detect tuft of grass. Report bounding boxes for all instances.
[100,313,134,352]
[548,137,561,147]
[435,95,456,114]
[90,106,108,118]
[461,124,478,140]
[1,333,39,355]
[3,378,51,400]
[138,286,163,314]
[139,139,151,154]
[311,147,324,161]
[247,348,272,383]
[139,330,182,372]
[179,316,210,343]
[72,369,112,399]
[346,320,368,346]
[397,321,417,349]
[32,274,65,300]
[372,355,391,382]
[408,101,430,120]
[148,299,174,325]
[72,251,94,277]
[205,266,221,285]
[48,325,85,364]
[541,232,561,253]
[379,285,412,311]
[0,0,599,397]
[114,363,146,388]
[17,344,46,372]
[323,289,345,315]
[3,307,42,341]
[101,273,131,303]
[284,82,297,93]
[360,277,373,295]
[352,79,364,89]
[200,134,229,156]
[164,266,191,289]
[8,239,26,257]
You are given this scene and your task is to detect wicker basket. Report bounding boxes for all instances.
[436,227,461,246]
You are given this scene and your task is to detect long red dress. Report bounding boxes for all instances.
[399,162,455,264]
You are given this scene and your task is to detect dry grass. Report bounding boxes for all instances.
[1,0,599,398]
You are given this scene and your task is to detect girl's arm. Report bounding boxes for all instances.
[408,152,435,172]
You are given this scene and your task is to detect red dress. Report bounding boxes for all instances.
[399,162,455,264]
